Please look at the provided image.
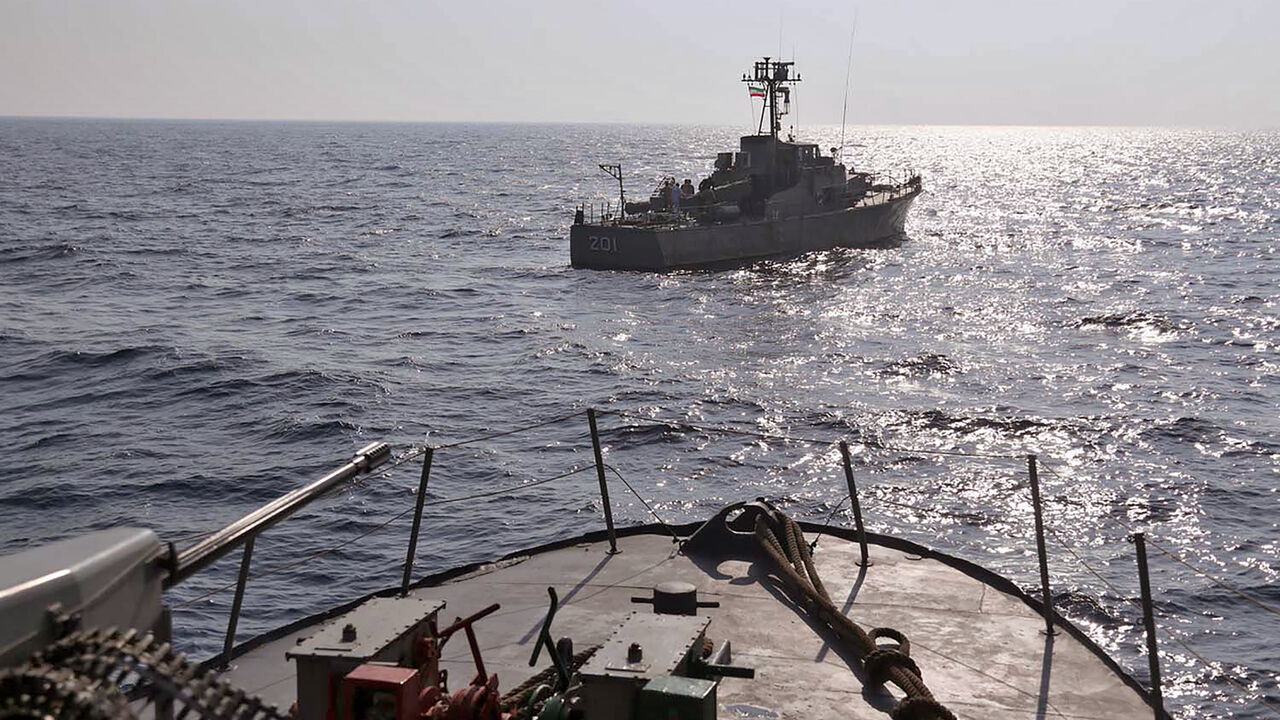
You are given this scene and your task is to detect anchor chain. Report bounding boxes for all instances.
[499,645,598,718]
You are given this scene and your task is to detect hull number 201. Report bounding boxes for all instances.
[588,236,618,253]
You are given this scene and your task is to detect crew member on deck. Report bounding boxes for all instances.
[680,179,696,199]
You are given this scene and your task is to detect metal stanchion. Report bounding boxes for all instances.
[839,441,871,567]
[1027,455,1057,635]
[401,447,434,595]
[1131,532,1165,719]
[587,408,619,554]
[219,535,255,669]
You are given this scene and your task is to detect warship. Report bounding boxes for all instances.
[0,409,1175,720]
[570,58,922,271]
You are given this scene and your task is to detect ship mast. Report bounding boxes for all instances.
[743,57,800,139]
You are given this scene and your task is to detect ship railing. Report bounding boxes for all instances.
[165,408,1274,718]
[848,171,923,207]
[577,171,924,218]
[576,201,630,227]
[576,199,696,228]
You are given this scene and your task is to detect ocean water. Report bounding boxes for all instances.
[0,118,1275,718]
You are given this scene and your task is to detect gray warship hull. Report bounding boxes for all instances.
[571,188,919,271]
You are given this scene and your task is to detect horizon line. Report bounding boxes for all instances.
[1,114,1274,132]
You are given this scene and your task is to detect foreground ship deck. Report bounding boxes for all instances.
[0,416,1177,720]
[225,524,1153,719]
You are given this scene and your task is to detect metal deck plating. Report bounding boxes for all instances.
[222,524,1156,719]
[0,414,1177,720]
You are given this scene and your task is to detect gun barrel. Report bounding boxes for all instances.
[167,442,391,587]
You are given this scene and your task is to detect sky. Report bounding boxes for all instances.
[1,0,1277,127]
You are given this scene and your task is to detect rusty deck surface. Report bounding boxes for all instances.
[221,530,1154,719]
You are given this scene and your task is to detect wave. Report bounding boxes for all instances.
[2,344,179,382]
[878,353,960,378]
[1076,310,1185,334]
[0,241,84,263]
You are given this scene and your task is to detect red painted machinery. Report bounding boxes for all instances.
[334,602,506,720]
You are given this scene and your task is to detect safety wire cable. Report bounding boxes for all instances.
[169,410,597,609]
[175,447,433,609]
[428,409,585,451]
[596,408,1027,459]
[807,492,853,551]
[804,451,1027,550]
[593,408,1030,555]
[172,461,595,609]
[1041,521,1280,717]
[174,445,430,543]
[1034,458,1279,714]
[808,492,1004,552]
[820,452,1279,716]
[437,409,1275,713]
[1036,458,1280,617]
[804,456,1278,716]
[602,464,682,545]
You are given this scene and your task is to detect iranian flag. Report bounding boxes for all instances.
[748,84,766,98]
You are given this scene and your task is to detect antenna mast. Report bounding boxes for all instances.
[743,57,800,140]
[598,164,623,217]
[839,19,858,161]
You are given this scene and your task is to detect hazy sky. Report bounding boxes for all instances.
[1,0,1276,127]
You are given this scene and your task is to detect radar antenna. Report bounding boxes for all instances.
[742,57,800,140]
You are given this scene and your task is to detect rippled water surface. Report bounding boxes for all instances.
[0,120,1276,718]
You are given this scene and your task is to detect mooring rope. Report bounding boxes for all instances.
[500,645,600,711]
[753,507,957,720]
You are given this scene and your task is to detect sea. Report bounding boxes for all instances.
[0,118,1275,718]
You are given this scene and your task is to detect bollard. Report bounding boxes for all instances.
[219,535,255,669]
[1027,455,1057,635]
[401,447,434,595]
[587,408,619,554]
[839,441,871,567]
[1131,533,1165,718]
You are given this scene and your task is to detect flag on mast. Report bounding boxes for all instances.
[748,84,766,98]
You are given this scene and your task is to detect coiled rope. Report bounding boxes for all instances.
[753,507,956,720]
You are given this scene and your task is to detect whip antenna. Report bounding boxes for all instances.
[838,16,858,162]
